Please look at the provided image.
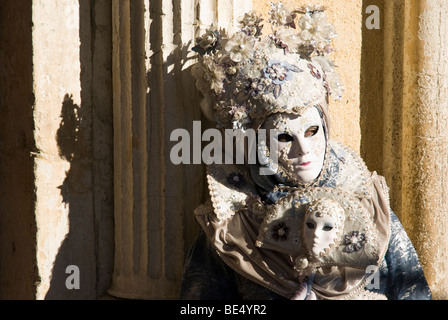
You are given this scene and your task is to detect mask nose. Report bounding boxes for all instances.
[289,135,310,158]
[312,228,321,241]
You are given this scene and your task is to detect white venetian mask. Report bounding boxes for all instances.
[302,198,344,257]
[262,107,327,184]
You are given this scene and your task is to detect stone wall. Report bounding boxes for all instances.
[0,0,114,299]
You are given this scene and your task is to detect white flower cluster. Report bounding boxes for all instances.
[297,10,337,53]
[269,3,337,55]
[238,11,264,36]
[224,32,255,63]
[191,55,226,95]
[268,2,294,26]
[190,2,343,130]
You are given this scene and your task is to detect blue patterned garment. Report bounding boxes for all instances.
[370,212,432,300]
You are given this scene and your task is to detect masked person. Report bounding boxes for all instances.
[180,3,432,300]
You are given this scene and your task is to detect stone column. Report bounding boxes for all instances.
[402,0,448,299]
[108,0,252,299]
[363,0,448,299]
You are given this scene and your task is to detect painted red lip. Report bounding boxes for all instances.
[300,162,311,167]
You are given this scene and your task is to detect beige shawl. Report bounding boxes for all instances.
[195,140,391,300]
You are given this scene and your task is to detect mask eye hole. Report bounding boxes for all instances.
[322,225,333,232]
[277,133,294,143]
[305,126,319,138]
[306,222,315,229]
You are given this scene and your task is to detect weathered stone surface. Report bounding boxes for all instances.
[0,0,114,299]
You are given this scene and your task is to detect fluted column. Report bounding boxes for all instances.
[379,0,448,299]
[403,0,448,300]
[108,0,252,299]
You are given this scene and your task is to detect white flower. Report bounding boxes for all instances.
[275,26,301,52]
[298,11,336,52]
[238,11,262,28]
[197,29,219,51]
[224,32,254,63]
[226,66,238,75]
[229,105,251,130]
[268,2,293,26]
[300,29,312,41]
[313,12,336,39]
[191,56,226,94]
[298,15,313,31]
[233,110,246,120]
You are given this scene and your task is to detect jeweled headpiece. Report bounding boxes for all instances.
[191,2,344,130]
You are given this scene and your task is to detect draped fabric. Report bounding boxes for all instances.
[180,210,432,300]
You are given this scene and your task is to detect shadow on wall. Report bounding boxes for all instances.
[45,0,114,300]
[360,0,385,174]
[157,41,208,265]
[45,94,97,299]
[0,0,38,299]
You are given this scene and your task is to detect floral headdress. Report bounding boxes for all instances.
[191,2,344,131]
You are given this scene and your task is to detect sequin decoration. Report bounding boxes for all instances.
[271,222,290,241]
[344,231,367,253]
[226,172,247,189]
